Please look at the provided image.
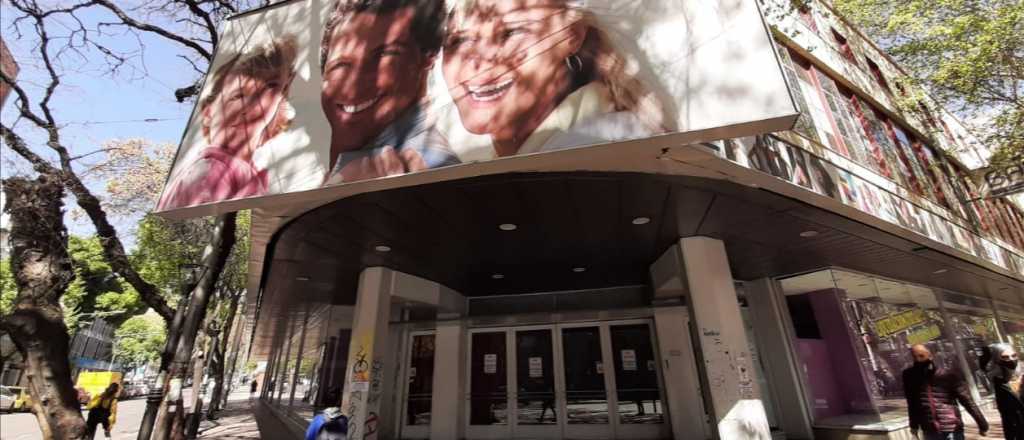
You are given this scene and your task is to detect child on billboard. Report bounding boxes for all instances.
[158,36,297,210]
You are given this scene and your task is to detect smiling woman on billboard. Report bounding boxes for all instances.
[442,0,668,158]
[158,36,298,210]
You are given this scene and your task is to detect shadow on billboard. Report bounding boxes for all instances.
[156,0,798,213]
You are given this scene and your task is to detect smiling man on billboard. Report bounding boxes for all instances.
[319,0,460,185]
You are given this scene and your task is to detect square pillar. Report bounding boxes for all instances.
[653,306,712,440]
[430,318,466,440]
[340,267,393,440]
[744,278,814,439]
[679,237,771,440]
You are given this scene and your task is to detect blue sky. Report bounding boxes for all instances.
[1,4,208,248]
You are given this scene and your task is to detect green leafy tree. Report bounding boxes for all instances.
[114,313,166,372]
[63,236,147,328]
[832,0,1024,165]
[1,259,14,316]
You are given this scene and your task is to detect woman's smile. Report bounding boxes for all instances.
[467,77,515,103]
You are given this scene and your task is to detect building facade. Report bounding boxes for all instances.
[206,1,1024,439]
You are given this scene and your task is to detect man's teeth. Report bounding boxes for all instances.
[468,78,514,101]
[340,96,380,113]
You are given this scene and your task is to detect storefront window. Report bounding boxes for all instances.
[779,269,974,425]
[289,305,332,419]
[940,291,1001,397]
[996,302,1024,353]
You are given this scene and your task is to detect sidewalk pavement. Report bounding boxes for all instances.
[195,393,1007,440]
[965,404,1005,439]
[197,392,260,439]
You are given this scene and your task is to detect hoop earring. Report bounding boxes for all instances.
[565,54,583,73]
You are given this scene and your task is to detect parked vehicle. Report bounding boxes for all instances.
[0,386,32,412]
[120,382,150,399]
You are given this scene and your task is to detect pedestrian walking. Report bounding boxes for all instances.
[904,344,988,439]
[84,383,120,439]
[305,406,347,440]
[250,379,258,400]
[986,343,1024,440]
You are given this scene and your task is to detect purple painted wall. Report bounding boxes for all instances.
[794,289,875,420]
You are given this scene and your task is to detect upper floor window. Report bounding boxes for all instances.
[830,28,858,65]
[798,5,818,32]
[917,102,938,129]
[865,57,892,94]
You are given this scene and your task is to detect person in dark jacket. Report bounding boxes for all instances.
[987,343,1024,440]
[903,344,988,439]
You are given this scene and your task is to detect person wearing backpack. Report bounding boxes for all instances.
[84,383,120,439]
[305,406,348,440]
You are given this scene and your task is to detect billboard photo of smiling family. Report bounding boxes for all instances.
[155,0,799,214]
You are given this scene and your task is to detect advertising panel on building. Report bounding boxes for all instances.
[155,0,798,213]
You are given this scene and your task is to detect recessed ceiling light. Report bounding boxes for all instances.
[799,230,819,238]
[933,269,948,274]
[631,217,651,225]
[499,223,517,231]
[374,245,391,252]
[572,267,587,273]
[295,276,311,281]
[491,273,504,279]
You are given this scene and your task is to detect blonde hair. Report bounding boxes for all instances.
[569,7,668,132]
[447,1,669,132]
[200,35,298,140]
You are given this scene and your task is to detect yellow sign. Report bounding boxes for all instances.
[907,325,942,345]
[972,322,992,337]
[874,309,926,337]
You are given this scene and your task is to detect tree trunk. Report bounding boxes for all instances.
[219,295,246,410]
[1,176,85,439]
[207,289,241,415]
[137,281,191,440]
[152,213,236,440]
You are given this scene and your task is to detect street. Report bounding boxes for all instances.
[1,397,149,440]
[0,389,252,440]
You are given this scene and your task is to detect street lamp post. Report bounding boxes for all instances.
[137,263,201,440]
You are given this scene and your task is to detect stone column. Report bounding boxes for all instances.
[744,278,814,439]
[340,267,393,440]
[652,305,711,440]
[679,237,771,440]
[430,317,466,439]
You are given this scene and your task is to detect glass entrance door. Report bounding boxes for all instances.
[466,320,668,439]
[560,325,613,439]
[400,332,435,439]
[467,331,510,439]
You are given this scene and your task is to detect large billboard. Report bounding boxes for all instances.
[156,0,798,212]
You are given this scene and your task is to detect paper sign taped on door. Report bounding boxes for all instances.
[483,352,495,372]
[622,349,637,371]
[529,357,543,378]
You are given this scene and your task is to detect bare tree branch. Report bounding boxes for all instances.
[177,0,220,50]
[91,0,213,61]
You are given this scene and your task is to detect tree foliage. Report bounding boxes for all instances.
[64,236,146,328]
[832,0,1024,164]
[0,259,14,317]
[114,312,166,372]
